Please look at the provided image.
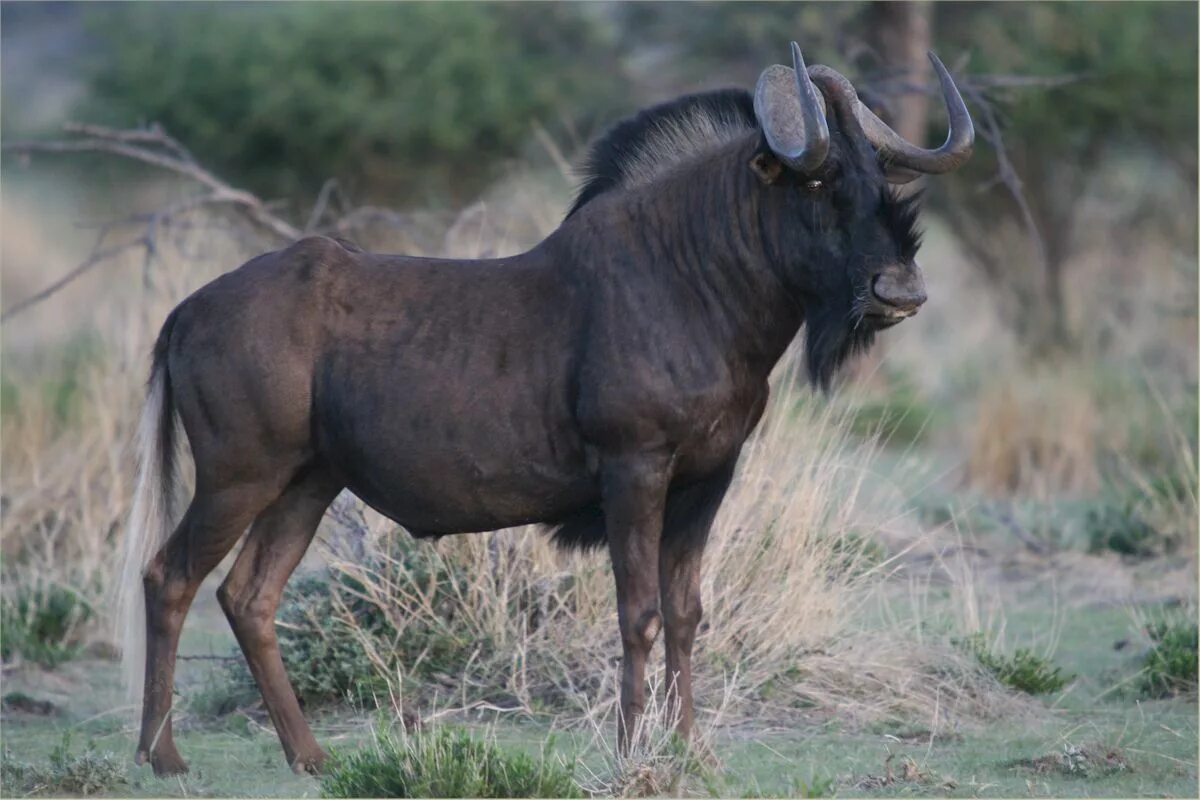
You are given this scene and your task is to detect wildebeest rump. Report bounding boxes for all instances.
[117,43,973,775]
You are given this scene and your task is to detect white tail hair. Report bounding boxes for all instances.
[115,362,179,703]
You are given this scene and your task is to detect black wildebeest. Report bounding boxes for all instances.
[117,43,972,775]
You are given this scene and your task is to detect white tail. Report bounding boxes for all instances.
[115,364,179,703]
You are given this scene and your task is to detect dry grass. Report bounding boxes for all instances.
[961,358,1197,513]
[965,365,1103,499]
[573,672,730,798]
[1,217,253,637]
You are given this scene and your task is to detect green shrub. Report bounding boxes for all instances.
[1138,617,1198,698]
[81,2,628,204]
[214,571,389,711]
[1085,500,1162,558]
[958,634,1073,695]
[0,582,92,668]
[1085,493,1182,559]
[0,733,126,796]
[320,725,580,799]
[214,542,487,712]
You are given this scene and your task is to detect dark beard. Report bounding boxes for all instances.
[803,300,878,390]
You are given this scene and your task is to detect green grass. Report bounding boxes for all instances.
[0,582,93,668]
[321,725,580,799]
[1,733,126,796]
[844,382,936,448]
[0,579,1194,798]
[1085,498,1172,558]
[958,633,1074,695]
[1139,615,1198,698]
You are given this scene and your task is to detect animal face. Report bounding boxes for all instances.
[749,111,926,385]
[749,44,972,385]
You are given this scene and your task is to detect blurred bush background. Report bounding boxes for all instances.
[0,3,1195,793]
[5,1,1194,355]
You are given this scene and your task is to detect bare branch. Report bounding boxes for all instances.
[4,122,301,242]
[332,205,419,235]
[862,67,1062,275]
[62,121,196,163]
[958,83,1050,277]
[305,178,344,235]
[1,122,312,323]
[0,239,147,324]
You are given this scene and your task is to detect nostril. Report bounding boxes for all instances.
[870,274,887,301]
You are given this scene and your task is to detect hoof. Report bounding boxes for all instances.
[291,749,328,776]
[142,748,190,777]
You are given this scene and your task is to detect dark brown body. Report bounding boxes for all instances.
[171,214,779,540]
[120,50,972,775]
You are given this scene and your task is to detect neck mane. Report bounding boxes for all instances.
[567,89,760,218]
[564,113,804,376]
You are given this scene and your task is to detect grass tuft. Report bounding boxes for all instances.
[1085,500,1163,558]
[574,671,737,798]
[850,753,958,793]
[209,543,488,714]
[958,634,1073,695]
[1138,616,1198,698]
[320,724,580,799]
[0,581,92,668]
[0,733,126,796]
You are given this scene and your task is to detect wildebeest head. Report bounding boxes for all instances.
[568,42,974,388]
[751,43,974,386]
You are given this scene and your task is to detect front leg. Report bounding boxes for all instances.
[603,452,671,751]
[659,458,737,739]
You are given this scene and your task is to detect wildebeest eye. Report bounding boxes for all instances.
[804,179,823,191]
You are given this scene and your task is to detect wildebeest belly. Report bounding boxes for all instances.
[312,348,597,535]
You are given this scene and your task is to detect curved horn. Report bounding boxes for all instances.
[753,42,830,172]
[854,51,974,176]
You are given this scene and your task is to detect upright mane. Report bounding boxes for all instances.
[567,88,758,218]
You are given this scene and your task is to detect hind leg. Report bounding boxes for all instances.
[137,482,278,775]
[217,468,341,775]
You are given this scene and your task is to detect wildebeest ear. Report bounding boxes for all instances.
[749,151,784,184]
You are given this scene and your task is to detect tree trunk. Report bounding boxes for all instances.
[864,0,933,146]
[848,1,933,388]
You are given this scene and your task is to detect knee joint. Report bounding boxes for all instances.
[216,584,273,629]
[670,600,703,632]
[143,560,188,610]
[625,609,662,651]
